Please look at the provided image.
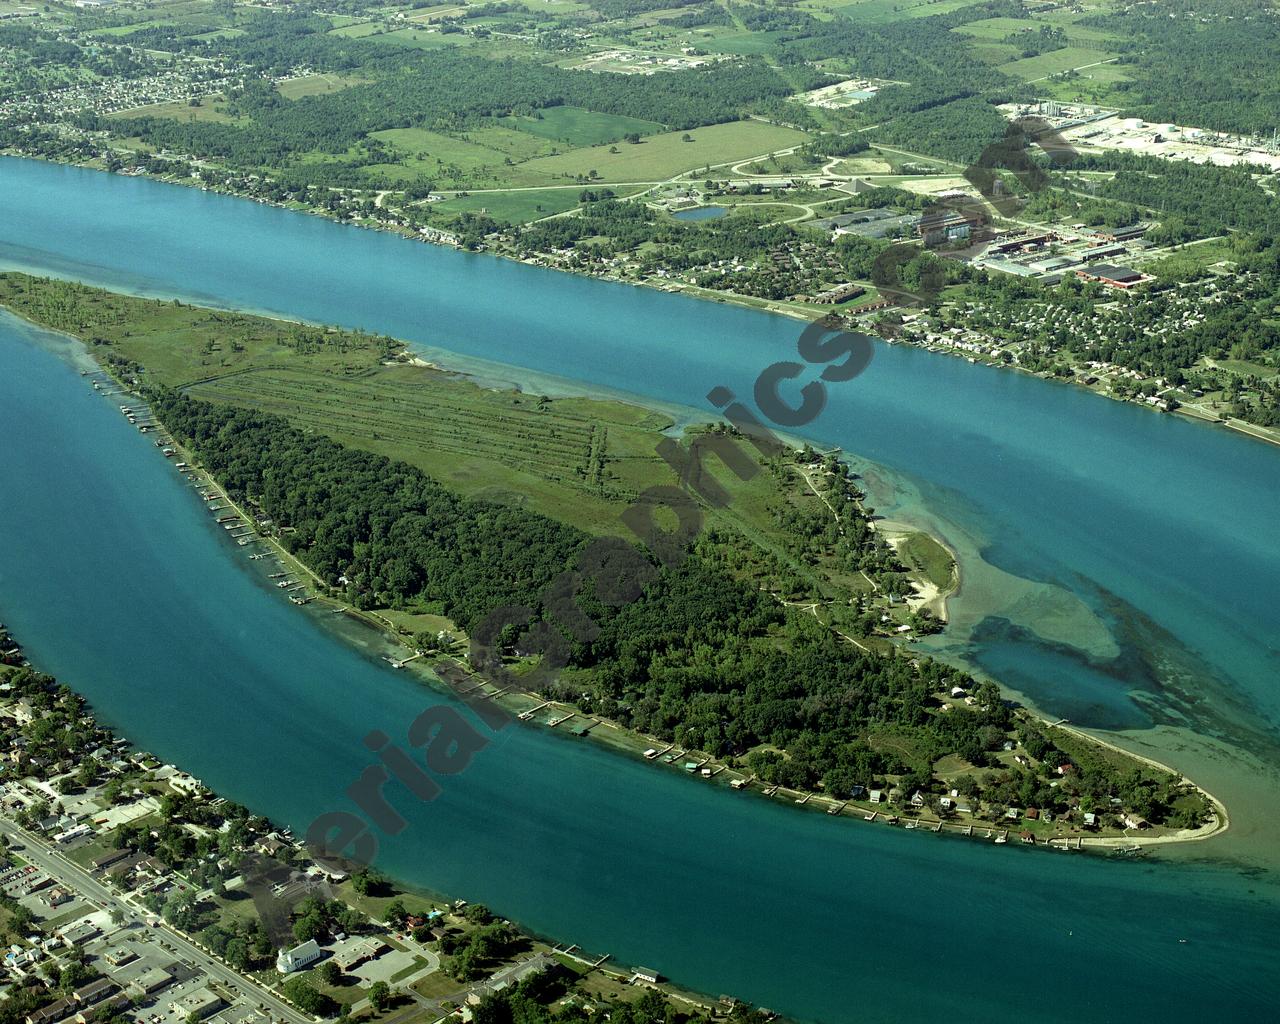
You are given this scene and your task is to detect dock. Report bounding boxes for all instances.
[519,701,551,722]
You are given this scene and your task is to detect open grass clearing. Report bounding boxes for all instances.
[998,46,1118,82]
[519,120,810,183]
[836,0,990,24]
[501,106,664,147]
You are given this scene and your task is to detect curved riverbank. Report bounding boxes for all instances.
[7,151,1278,453]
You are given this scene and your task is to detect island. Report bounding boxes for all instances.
[0,274,1221,853]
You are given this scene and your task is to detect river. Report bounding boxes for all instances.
[1,157,1278,1021]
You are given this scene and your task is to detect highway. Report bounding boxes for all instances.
[0,817,312,1024]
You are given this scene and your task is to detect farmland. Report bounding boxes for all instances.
[501,106,664,148]
[519,121,810,183]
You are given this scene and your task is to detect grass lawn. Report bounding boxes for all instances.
[518,120,810,183]
[411,972,462,1000]
[998,46,1118,82]
[376,610,462,643]
[501,106,664,147]
[897,532,956,590]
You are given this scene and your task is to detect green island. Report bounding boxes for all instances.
[2,0,1277,441]
[0,273,1221,852]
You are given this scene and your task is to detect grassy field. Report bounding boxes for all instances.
[998,46,1118,82]
[277,74,365,100]
[106,97,241,124]
[836,0,989,25]
[186,365,680,533]
[364,125,556,184]
[519,120,809,183]
[897,532,956,590]
[1036,63,1134,104]
[427,188,594,224]
[501,106,664,147]
[954,16,1118,45]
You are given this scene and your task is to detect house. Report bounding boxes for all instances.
[633,966,662,985]
[1123,813,1151,830]
[939,797,953,810]
[1083,812,1098,828]
[26,998,74,1024]
[910,791,926,808]
[169,988,222,1021]
[868,789,883,804]
[71,979,117,1006]
[254,835,289,858]
[1004,808,1021,821]
[1024,807,1040,821]
[75,994,129,1024]
[465,954,558,1005]
[276,939,323,974]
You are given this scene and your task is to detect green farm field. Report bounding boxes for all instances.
[502,106,664,148]
[836,0,990,25]
[518,121,810,183]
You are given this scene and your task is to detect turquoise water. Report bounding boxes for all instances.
[1,157,1280,1020]
[672,205,727,221]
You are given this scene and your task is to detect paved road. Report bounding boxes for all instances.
[0,818,311,1024]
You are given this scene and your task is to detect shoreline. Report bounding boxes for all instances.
[3,151,1277,450]
[0,629,735,1018]
[30,310,1227,860]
